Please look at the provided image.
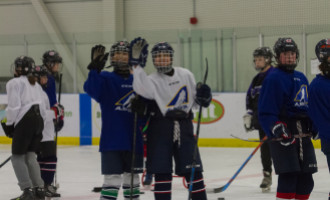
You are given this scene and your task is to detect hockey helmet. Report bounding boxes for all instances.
[273,37,299,71]
[42,50,62,69]
[110,41,130,74]
[151,42,174,74]
[315,39,330,63]
[253,47,273,71]
[14,56,35,76]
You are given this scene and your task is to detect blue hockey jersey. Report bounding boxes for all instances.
[258,68,309,138]
[84,70,143,153]
[44,74,57,107]
[308,74,330,142]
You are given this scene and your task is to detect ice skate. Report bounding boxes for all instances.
[143,174,153,186]
[44,184,61,199]
[11,188,35,200]
[260,171,272,193]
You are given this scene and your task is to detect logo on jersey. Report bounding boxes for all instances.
[294,85,308,107]
[192,99,225,124]
[167,85,189,109]
[115,90,136,111]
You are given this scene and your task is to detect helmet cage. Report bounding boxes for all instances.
[14,56,35,76]
[315,39,330,63]
[110,41,130,73]
[151,42,174,74]
[42,50,62,69]
[253,47,273,71]
[273,38,299,71]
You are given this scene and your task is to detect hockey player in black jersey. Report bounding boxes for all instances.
[258,38,317,200]
[244,47,274,192]
[130,37,212,200]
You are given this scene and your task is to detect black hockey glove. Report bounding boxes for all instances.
[130,96,147,117]
[1,118,14,138]
[87,45,109,73]
[195,82,212,107]
[129,37,149,67]
[54,118,64,132]
[272,122,296,146]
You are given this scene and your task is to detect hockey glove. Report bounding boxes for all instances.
[87,45,109,73]
[129,37,149,67]
[51,104,64,132]
[130,96,147,117]
[195,82,212,107]
[1,118,14,138]
[243,111,254,132]
[272,122,296,146]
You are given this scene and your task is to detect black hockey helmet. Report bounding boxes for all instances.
[14,56,35,76]
[32,65,48,78]
[110,40,130,75]
[273,37,299,71]
[253,47,273,64]
[42,50,62,68]
[315,39,330,63]
[151,42,174,73]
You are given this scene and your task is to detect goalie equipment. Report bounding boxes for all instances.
[110,41,131,75]
[151,42,174,73]
[273,37,299,71]
[42,50,62,68]
[14,56,36,76]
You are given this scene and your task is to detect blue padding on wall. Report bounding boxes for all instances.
[79,93,92,145]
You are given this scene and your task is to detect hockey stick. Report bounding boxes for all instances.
[188,58,209,200]
[209,136,267,193]
[231,134,270,143]
[53,73,63,189]
[0,156,11,168]
[130,110,138,200]
[92,186,145,194]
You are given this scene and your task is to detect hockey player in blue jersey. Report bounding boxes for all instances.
[308,38,330,200]
[244,47,274,192]
[258,37,317,200]
[84,41,144,200]
[130,37,212,200]
[37,50,64,198]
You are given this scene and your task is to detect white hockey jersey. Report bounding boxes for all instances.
[133,66,197,116]
[41,91,56,142]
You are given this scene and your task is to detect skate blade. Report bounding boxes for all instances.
[261,187,271,193]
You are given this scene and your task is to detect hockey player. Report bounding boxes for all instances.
[37,50,64,197]
[258,38,318,200]
[308,38,330,200]
[243,47,274,192]
[130,37,212,200]
[35,64,62,198]
[3,56,47,200]
[84,42,144,200]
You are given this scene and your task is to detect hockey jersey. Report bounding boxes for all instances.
[258,68,309,137]
[84,70,143,153]
[132,66,197,116]
[308,74,330,142]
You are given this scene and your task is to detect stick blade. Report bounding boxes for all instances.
[214,185,226,193]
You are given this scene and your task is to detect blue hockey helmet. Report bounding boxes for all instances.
[151,42,174,73]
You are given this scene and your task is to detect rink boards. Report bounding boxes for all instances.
[0,93,321,148]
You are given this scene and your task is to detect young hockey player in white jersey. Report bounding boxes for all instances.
[84,42,144,200]
[130,37,212,200]
[3,56,47,200]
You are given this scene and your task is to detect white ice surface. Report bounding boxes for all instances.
[0,144,329,200]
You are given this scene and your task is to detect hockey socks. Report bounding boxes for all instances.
[184,172,207,200]
[123,172,140,200]
[37,155,57,185]
[276,173,313,200]
[100,175,121,200]
[154,173,172,200]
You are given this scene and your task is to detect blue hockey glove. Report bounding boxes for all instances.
[195,82,212,107]
[129,37,149,67]
[272,122,295,146]
[87,45,109,73]
[1,118,14,138]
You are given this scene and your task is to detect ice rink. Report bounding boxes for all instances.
[0,144,329,200]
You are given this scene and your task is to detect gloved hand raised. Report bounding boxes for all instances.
[129,37,148,67]
[87,45,109,72]
[243,111,254,132]
[272,122,295,146]
[195,82,212,107]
